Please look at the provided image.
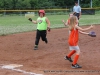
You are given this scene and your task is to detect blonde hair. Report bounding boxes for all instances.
[68,16,78,31]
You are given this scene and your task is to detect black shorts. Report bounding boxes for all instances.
[74,13,80,20]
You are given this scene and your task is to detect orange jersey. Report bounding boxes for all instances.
[68,29,79,46]
[67,19,70,25]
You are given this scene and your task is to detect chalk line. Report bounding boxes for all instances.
[0,64,43,75]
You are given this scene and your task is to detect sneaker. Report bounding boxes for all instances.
[64,56,73,62]
[34,45,38,50]
[72,64,82,68]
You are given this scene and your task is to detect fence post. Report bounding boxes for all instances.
[90,0,92,8]
[3,11,6,16]
[20,11,22,16]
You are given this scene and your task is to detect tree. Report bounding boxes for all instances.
[30,0,38,9]
[80,0,90,8]
[38,0,54,9]
[92,0,100,7]
[11,0,18,9]
[16,0,31,9]
[0,0,100,10]
[0,0,11,9]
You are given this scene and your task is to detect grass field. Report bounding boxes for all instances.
[0,14,100,35]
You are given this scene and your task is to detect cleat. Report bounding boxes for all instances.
[64,56,73,62]
[72,64,82,68]
[34,45,38,50]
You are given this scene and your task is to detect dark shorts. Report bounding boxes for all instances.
[74,13,80,20]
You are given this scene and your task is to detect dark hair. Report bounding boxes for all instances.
[75,1,78,4]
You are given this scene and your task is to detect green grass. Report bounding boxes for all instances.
[0,14,100,35]
[79,14,100,25]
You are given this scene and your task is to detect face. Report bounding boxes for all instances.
[69,14,73,17]
[75,3,78,6]
[39,12,44,17]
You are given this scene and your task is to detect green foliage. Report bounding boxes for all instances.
[30,0,38,9]
[0,0,100,9]
[81,4,90,8]
[93,0,100,7]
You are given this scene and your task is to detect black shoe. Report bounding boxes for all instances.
[64,56,73,62]
[72,64,82,68]
[45,38,48,44]
[34,45,38,50]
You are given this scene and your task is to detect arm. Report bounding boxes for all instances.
[32,20,37,24]
[73,6,75,12]
[79,31,89,35]
[79,12,81,18]
[79,12,81,16]
[75,25,93,31]
[46,17,50,28]
[62,20,68,26]
[79,6,81,18]
[46,17,51,32]
[79,30,96,37]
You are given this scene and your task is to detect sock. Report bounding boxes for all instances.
[35,45,38,47]
[72,54,79,65]
[67,50,76,58]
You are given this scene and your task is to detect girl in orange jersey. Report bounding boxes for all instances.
[64,16,94,68]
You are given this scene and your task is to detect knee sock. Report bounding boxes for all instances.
[67,50,76,58]
[72,54,79,65]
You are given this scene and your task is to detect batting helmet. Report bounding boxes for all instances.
[38,10,45,16]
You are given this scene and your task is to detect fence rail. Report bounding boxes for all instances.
[0,8,99,16]
[0,8,97,12]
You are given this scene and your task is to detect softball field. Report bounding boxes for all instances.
[0,25,100,75]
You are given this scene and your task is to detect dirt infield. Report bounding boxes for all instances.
[0,25,100,75]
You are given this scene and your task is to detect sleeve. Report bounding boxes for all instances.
[79,6,81,12]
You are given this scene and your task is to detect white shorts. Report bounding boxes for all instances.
[69,45,80,50]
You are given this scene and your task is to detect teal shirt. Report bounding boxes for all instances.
[37,17,47,30]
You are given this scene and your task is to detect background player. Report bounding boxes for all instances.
[73,1,81,20]
[62,12,74,26]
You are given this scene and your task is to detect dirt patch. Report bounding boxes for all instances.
[0,25,100,75]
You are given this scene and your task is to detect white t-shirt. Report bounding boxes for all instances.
[73,5,81,13]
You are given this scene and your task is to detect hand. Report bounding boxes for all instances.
[90,25,94,29]
[79,16,81,19]
[47,27,50,32]
[62,20,65,23]
[62,20,67,26]
[28,18,32,21]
